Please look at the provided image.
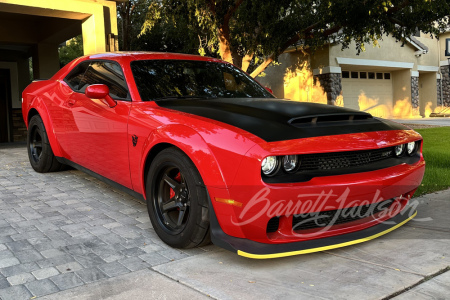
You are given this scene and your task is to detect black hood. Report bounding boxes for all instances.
[156,98,408,142]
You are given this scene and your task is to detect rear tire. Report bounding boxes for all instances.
[27,115,66,173]
[146,147,210,248]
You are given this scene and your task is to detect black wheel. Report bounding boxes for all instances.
[146,147,210,248]
[27,115,66,173]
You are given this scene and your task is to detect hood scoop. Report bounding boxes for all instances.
[289,113,373,127]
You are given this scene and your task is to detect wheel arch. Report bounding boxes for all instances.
[140,125,228,199]
[142,142,174,196]
[26,98,63,157]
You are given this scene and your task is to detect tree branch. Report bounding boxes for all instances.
[207,0,216,16]
[224,0,245,24]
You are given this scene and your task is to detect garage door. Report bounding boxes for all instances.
[341,71,393,111]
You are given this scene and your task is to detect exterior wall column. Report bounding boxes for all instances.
[392,69,412,118]
[437,74,442,106]
[82,7,106,55]
[410,72,419,116]
[440,65,450,107]
[418,72,438,117]
[313,67,342,105]
[32,43,60,79]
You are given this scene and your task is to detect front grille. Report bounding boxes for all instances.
[299,147,394,171]
[292,199,394,231]
[266,217,280,233]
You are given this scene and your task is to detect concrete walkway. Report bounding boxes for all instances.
[0,145,449,300]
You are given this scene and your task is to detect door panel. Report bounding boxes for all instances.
[62,60,132,189]
[64,94,132,188]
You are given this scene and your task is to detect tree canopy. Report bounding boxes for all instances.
[58,35,83,67]
[132,0,450,77]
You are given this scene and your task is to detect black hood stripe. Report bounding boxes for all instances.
[156,98,409,142]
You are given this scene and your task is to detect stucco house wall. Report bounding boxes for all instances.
[259,32,448,119]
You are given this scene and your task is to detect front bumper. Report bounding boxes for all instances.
[209,198,417,259]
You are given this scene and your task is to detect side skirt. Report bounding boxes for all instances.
[56,157,145,202]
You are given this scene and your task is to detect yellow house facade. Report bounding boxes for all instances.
[258,32,450,119]
[0,0,122,143]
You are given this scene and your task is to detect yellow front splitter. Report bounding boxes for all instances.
[237,211,417,259]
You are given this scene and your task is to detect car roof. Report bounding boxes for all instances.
[82,51,224,64]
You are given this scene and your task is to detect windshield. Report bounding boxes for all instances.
[130,59,273,101]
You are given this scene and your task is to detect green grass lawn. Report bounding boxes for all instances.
[414,127,450,197]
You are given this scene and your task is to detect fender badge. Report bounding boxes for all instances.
[132,135,138,147]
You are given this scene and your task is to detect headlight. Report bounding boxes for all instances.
[394,144,405,157]
[261,156,278,176]
[407,142,417,155]
[282,155,299,172]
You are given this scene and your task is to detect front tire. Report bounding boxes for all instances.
[146,147,210,248]
[27,115,65,173]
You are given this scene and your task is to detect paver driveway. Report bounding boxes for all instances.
[0,144,214,299]
[1,144,449,300]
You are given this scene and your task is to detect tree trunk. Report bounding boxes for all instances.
[250,55,275,78]
[119,3,131,51]
[218,27,233,63]
[241,52,253,72]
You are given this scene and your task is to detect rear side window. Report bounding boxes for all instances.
[79,61,129,100]
[64,61,90,90]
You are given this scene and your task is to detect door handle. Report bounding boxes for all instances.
[68,99,76,106]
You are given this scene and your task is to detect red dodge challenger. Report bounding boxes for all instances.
[22,52,425,259]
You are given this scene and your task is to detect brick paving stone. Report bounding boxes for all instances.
[49,272,84,291]
[37,254,76,268]
[5,239,33,252]
[138,252,171,267]
[27,236,52,246]
[25,279,60,297]
[97,261,130,277]
[0,249,14,260]
[0,257,20,269]
[32,267,60,280]
[40,248,65,259]
[158,248,189,261]
[0,263,40,277]
[85,225,111,236]
[10,230,46,241]
[120,247,146,257]
[0,236,13,244]
[55,261,83,273]
[61,244,91,256]
[141,243,165,253]
[118,256,150,272]
[0,277,10,288]
[15,249,44,263]
[0,285,33,300]
[7,272,35,285]
[75,267,109,283]
[73,253,105,268]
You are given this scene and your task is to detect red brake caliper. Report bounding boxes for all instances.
[169,172,181,199]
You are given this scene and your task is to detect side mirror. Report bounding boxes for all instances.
[265,86,273,94]
[85,84,117,108]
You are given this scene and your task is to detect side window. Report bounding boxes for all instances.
[64,61,91,91]
[79,61,129,100]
